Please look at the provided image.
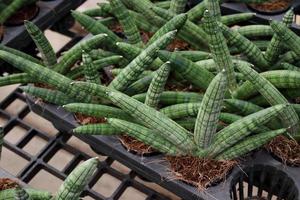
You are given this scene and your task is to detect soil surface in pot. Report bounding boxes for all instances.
[0,178,19,191]
[5,4,39,26]
[75,113,106,125]
[119,135,157,155]
[266,135,300,167]
[166,156,237,189]
[248,0,292,13]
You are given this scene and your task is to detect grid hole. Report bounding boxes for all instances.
[92,173,121,198]
[0,147,29,175]
[111,161,131,175]
[22,112,58,137]
[23,136,48,156]
[0,115,8,126]
[29,169,63,194]
[67,136,107,161]
[48,149,75,171]
[119,186,147,200]
[134,176,181,200]
[44,30,72,53]
[4,99,27,116]
[0,85,20,101]
[82,196,95,200]
[4,125,28,144]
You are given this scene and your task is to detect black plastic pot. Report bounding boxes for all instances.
[221,0,300,34]
[0,0,85,49]
[246,0,293,16]
[26,95,300,200]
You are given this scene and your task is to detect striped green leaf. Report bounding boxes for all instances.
[132,91,203,105]
[264,9,294,64]
[0,187,51,200]
[0,50,92,103]
[24,21,57,67]
[194,71,227,148]
[234,70,300,100]
[109,30,176,91]
[270,20,300,57]
[20,86,74,106]
[151,6,208,48]
[55,158,98,200]
[209,104,287,157]
[108,118,182,155]
[82,51,101,84]
[124,73,155,96]
[63,103,129,120]
[73,124,118,135]
[169,0,187,14]
[110,0,143,46]
[235,63,299,136]
[216,128,287,160]
[203,10,236,91]
[107,91,196,153]
[218,22,269,70]
[145,62,171,108]
[0,73,37,87]
[54,34,108,74]
[67,55,124,80]
[205,0,221,21]
[146,13,188,47]
[158,50,214,89]
[220,12,255,26]
[237,25,273,38]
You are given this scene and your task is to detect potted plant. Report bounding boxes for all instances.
[0,0,39,40]
[0,0,299,198]
[0,157,98,199]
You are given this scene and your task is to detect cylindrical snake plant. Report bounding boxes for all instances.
[0,158,98,200]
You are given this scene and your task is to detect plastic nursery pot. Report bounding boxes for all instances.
[230,164,298,200]
[230,150,300,200]
[4,3,40,26]
[0,0,85,49]
[246,0,293,15]
[118,136,161,157]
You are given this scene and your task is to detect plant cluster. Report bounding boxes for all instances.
[0,0,299,187]
[0,0,37,24]
[0,157,98,199]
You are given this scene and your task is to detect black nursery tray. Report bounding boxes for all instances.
[221,0,300,34]
[0,88,172,200]
[26,95,300,200]
[1,0,85,49]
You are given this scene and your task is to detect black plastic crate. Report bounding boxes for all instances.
[25,94,300,200]
[0,87,174,200]
[1,0,85,49]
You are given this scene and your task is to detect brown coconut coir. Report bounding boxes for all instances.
[166,156,237,189]
[266,135,300,166]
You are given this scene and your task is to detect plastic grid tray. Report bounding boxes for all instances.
[0,87,174,200]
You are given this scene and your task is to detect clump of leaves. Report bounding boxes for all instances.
[0,157,98,200]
